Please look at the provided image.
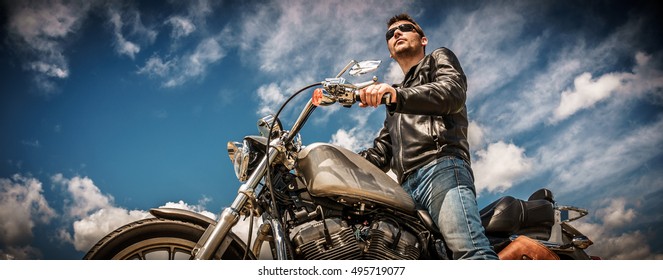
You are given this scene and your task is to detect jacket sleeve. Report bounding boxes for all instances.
[358,120,392,172]
[391,48,468,116]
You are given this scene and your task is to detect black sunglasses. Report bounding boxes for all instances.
[385,24,418,40]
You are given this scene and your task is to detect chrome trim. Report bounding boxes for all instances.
[193,145,279,260]
[335,60,357,78]
[572,235,593,249]
[192,207,239,260]
[556,205,589,222]
[262,216,289,260]
[510,235,569,251]
[227,141,249,181]
[227,141,239,162]
[286,100,316,143]
[257,115,282,138]
[252,223,274,259]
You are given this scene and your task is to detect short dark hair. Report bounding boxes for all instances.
[387,13,425,38]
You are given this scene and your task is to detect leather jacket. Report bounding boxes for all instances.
[360,47,470,184]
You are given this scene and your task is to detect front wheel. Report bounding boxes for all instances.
[83,218,253,260]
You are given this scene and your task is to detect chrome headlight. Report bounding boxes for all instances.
[227,137,266,182]
[227,141,250,182]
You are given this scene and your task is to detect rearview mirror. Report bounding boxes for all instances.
[349,60,381,76]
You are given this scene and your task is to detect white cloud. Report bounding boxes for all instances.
[468,121,485,149]
[70,207,150,252]
[137,56,173,77]
[479,53,584,137]
[441,1,543,99]
[139,38,226,87]
[235,0,411,118]
[472,141,534,194]
[472,11,661,138]
[179,0,215,29]
[6,0,92,92]
[330,128,375,153]
[595,198,636,229]
[162,0,216,47]
[166,16,197,39]
[51,174,223,253]
[51,174,150,251]
[160,200,216,220]
[53,174,113,218]
[28,61,69,79]
[627,52,663,95]
[329,108,378,152]
[9,1,84,41]
[106,5,157,60]
[0,175,56,241]
[384,61,405,85]
[256,83,287,116]
[571,197,663,260]
[552,52,663,122]
[237,0,405,73]
[185,38,225,76]
[553,72,624,121]
[536,114,663,195]
[0,175,56,259]
[108,8,137,58]
[574,220,663,260]
[6,0,161,92]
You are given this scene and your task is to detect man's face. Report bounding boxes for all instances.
[386,20,427,59]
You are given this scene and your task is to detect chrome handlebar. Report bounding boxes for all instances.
[316,76,390,107]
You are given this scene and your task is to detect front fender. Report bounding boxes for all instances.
[150,207,217,228]
[150,207,256,259]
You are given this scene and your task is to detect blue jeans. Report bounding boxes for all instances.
[402,156,498,260]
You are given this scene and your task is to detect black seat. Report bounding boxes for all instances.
[528,188,555,203]
[480,189,555,240]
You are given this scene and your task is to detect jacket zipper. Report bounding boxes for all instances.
[398,114,405,174]
[431,116,440,150]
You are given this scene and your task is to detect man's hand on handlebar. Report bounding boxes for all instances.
[359,83,397,108]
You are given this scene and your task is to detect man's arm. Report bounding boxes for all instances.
[392,47,467,116]
[358,122,393,172]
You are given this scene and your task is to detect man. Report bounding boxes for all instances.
[357,13,497,260]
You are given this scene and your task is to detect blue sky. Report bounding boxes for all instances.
[0,0,661,260]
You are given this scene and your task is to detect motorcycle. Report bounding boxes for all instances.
[84,59,595,260]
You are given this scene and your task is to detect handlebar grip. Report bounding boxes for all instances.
[354,92,391,106]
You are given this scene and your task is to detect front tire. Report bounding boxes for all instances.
[83,218,252,260]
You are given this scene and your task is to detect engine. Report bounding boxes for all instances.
[291,217,420,260]
[363,220,420,260]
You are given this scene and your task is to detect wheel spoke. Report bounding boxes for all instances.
[83,218,251,260]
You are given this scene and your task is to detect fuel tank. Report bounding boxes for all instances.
[297,143,416,214]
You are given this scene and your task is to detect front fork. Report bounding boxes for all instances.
[192,101,316,260]
[191,146,288,260]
